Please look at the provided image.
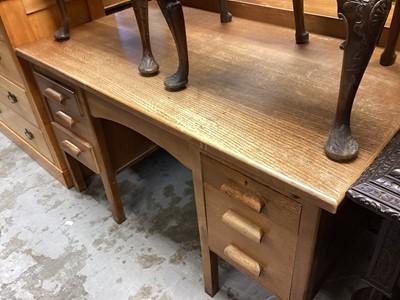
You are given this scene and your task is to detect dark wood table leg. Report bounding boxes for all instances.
[352,219,400,300]
[54,0,70,41]
[219,0,232,23]
[292,0,309,44]
[130,0,160,76]
[325,0,392,162]
[157,0,189,91]
[381,0,400,66]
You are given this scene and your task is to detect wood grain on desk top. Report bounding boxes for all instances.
[16,3,400,213]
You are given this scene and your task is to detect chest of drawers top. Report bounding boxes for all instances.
[16,3,400,213]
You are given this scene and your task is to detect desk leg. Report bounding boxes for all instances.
[54,0,70,41]
[91,118,126,224]
[292,0,309,44]
[131,0,160,76]
[157,0,189,91]
[190,148,220,296]
[380,1,400,66]
[325,0,391,162]
[64,153,87,192]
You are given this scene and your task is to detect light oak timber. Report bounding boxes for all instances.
[16,4,400,298]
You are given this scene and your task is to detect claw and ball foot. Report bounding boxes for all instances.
[325,0,392,162]
[54,0,70,41]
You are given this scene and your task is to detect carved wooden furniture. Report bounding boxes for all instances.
[381,0,400,66]
[0,0,105,187]
[16,6,400,298]
[323,0,392,162]
[347,132,400,300]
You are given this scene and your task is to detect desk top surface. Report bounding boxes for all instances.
[17,3,400,213]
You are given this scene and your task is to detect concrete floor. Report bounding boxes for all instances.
[0,132,375,299]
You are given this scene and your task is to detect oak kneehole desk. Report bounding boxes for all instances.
[16,4,400,299]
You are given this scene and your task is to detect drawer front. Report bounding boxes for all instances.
[202,155,301,300]
[51,122,99,173]
[0,102,52,161]
[33,71,91,139]
[0,39,24,84]
[0,75,37,126]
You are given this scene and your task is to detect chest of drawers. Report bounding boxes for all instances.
[0,0,107,187]
[0,21,54,164]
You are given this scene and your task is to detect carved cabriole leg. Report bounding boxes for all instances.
[157,0,189,91]
[380,0,400,66]
[292,0,309,44]
[219,0,232,23]
[54,0,70,41]
[325,0,392,162]
[130,0,160,76]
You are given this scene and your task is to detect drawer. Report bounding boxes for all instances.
[0,39,24,84]
[202,155,301,300]
[51,122,99,173]
[0,75,38,126]
[0,102,53,161]
[33,71,91,139]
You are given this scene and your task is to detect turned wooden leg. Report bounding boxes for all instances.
[325,0,392,162]
[381,1,400,66]
[54,0,70,41]
[292,0,309,44]
[219,0,232,23]
[157,0,189,91]
[130,0,160,76]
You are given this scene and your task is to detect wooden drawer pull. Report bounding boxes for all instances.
[222,210,263,243]
[224,245,262,277]
[61,140,82,157]
[55,111,75,128]
[44,87,65,104]
[220,182,265,213]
